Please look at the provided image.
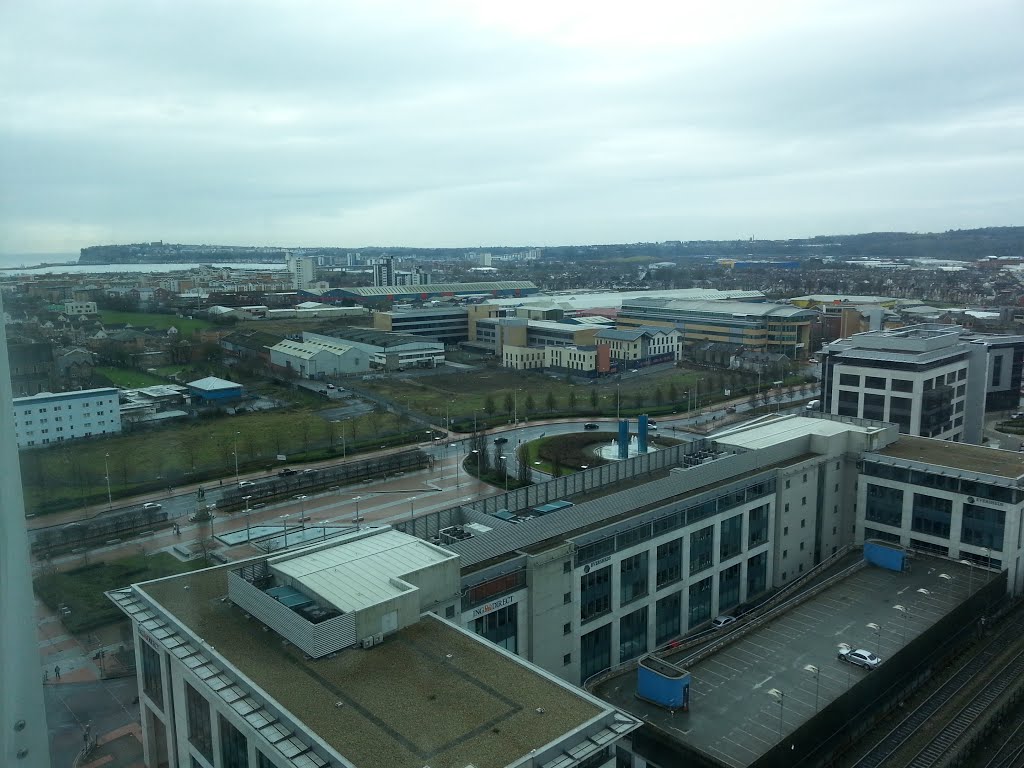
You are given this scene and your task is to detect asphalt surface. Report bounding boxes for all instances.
[46,678,139,768]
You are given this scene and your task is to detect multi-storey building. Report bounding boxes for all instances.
[108,528,641,768]
[305,328,444,369]
[373,306,470,344]
[617,298,816,358]
[859,434,1024,592]
[594,327,683,368]
[284,253,315,290]
[63,299,98,315]
[818,324,1024,443]
[12,386,120,448]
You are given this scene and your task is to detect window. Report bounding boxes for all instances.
[656,539,682,588]
[619,607,648,662]
[865,484,904,528]
[688,577,712,628]
[444,605,455,618]
[620,552,649,605]
[563,561,571,573]
[689,525,714,575]
[186,682,213,761]
[911,493,953,539]
[563,622,572,635]
[838,389,859,417]
[865,376,886,390]
[140,641,163,706]
[718,563,741,612]
[747,552,768,598]
[655,592,681,645]
[563,653,572,666]
[219,715,248,768]
[720,514,743,560]
[800,518,806,528]
[783,526,789,535]
[563,591,572,605]
[891,378,913,392]
[839,373,860,386]
[961,504,1005,551]
[581,566,611,623]
[580,624,612,682]
[473,602,518,653]
[863,392,885,421]
[748,505,769,548]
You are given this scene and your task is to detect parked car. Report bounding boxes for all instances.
[712,615,736,629]
[583,422,600,430]
[648,420,658,429]
[142,502,162,511]
[494,436,508,445]
[806,399,821,411]
[838,648,882,669]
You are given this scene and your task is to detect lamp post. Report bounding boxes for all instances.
[498,455,508,493]
[867,622,881,651]
[353,496,362,530]
[233,431,240,484]
[837,643,853,688]
[104,452,113,510]
[960,558,975,595]
[616,383,621,420]
[281,514,289,548]
[803,665,820,712]
[295,495,308,530]
[243,495,253,542]
[767,688,785,741]
[893,604,910,646]
[580,464,588,493]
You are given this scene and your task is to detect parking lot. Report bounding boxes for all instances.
[603,555,978,768]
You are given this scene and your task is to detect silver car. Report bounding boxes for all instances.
[838,648,882,669]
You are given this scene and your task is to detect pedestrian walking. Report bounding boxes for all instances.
[54,664,61,680]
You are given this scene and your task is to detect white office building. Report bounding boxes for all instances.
[13,386,121,448]
[108,528,641,768]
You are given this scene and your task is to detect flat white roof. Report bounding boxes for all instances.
[713,414,882,450]
[270,530,457,614]
[486,288,765,311]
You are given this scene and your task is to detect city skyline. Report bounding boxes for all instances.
[1,0,1022,254]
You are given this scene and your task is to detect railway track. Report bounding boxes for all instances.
[981,715,1024,768]
[852,606,1024,768]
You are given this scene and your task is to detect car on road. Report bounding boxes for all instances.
[583,422,600,430]
[726,406,737,414]
[142,502,162,511]
[238,480,255,488]
[326,383,336,390]
[647,420,658,429]
[838,647,881,669]
[629,368,640,373]
[278,468,297,476]
[711,615,736,629]
[494,436,508,444]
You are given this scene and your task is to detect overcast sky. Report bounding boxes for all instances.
[1,0,1022,255]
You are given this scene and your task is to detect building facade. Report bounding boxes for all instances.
[12,386,121,448]
[285,253,315,290]
[269,338,368,378]
[373,306,470,344]
[617,298,816,358]
[594,327,683,369]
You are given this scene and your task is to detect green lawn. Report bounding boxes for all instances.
[357,366,777,428]
[33,553,204,634]
[99,310,213,337]
[20,406,420,515]
[95,366,167,388]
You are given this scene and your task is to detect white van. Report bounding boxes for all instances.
[806,399,820,411]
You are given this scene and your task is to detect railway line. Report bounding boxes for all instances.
[851,603,1024,768]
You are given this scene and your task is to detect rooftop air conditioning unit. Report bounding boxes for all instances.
[361,637,375,649]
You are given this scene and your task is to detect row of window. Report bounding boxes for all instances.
[862,462,1023,504]
[865,485,1007,550]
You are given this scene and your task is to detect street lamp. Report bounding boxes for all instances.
[295,495,308,529]
[332,420,346,458]
[233,431,240,484]
[281,514,290,548]
[960,559,975,594]
[867,622,881,651]
[353,496,362,530]
[767,688,785,741]
[104,452,113,510]
[580,464,588,493]
[243,495,253,542]
[497,455,508,493]
[893,604,910,646]
[803,664,820,712]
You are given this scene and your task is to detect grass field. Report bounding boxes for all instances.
[95,366,167,388]
[99,310,213,337]
[20,405,415,514]
[359,366,774,427]
[34,553,204,633]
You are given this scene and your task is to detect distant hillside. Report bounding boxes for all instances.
[79,227,1024,265]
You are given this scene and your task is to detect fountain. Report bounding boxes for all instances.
[596,435,657,461]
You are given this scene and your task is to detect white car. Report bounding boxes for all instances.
[238,480,255,488]
[712,615,736,629]
[838,648,882,669]
[142,502,162,511]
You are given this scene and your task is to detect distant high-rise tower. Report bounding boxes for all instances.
[373,256,396,287]
[285,252,315,290]
[0,293,52,768]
